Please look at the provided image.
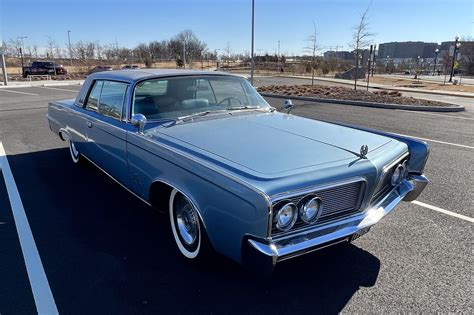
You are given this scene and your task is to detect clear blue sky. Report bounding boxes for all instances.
[1,0,473,55]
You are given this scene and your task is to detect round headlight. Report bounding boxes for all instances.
[391,164,405,186]
[300,197,323,224]
[275,202,297,231]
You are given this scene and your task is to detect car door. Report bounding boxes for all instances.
[83,80,130,185]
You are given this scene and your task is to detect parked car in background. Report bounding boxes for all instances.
[88,65,114,74]
[122,64,140,69]
[47,69,429,274]
[22,61,67,77]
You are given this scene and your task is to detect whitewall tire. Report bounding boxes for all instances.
[64,134,82,164]
[169,189,208,259]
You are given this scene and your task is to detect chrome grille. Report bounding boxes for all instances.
[272,180,365,235]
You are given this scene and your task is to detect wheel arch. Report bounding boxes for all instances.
[58,128,70,141]
[148,179,208,231]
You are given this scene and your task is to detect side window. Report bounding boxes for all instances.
[85,81,103,111]
[98,81,128,120]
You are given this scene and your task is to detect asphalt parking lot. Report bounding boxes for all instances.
[0,83,472,313]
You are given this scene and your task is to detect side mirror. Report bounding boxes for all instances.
[131,113,147,134]
[283,99,294,114]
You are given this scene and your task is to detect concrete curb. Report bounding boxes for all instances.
[275,75,474,98]
[261,93,466,112]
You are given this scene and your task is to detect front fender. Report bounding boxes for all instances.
[127,135,271,264]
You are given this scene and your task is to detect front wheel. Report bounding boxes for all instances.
[65,135,83,164]
[169,189,212,260]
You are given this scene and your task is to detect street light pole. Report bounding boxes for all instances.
[183,41,186,69]
[448,36,460,82]
[433,48,439,76]
[416,56,420,79]
[277,40,280,74]
[68,30,73,67]
[17,36,27,73]
[250,0,255,85]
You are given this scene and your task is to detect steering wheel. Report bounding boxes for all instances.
[218,97,242,105]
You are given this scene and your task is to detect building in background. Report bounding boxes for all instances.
[378,41,438,59]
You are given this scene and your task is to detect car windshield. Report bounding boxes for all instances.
[132,75,270,120]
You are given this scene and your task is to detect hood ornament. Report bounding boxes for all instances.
[360,145,369,158]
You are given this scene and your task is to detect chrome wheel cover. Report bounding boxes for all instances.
[70,140,79,158]
[176,202,198,245]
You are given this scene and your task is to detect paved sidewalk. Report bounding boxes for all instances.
[378,74,474,86]
[0,79,84,88]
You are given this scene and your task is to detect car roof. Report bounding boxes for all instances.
[87,68,246,83]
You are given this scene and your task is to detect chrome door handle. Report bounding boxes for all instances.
[86,121,93,128]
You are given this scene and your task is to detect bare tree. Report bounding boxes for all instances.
[8,38,22,58]
[2,40,15,57]
[32,45,38,59]
[223,42,232,67]
[351,2,373,90]
[304,21,318,86]
[46,36,58,59]
[168,30,206,67]
[26,46,33,58]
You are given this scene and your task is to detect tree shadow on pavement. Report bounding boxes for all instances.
[7,148,380,314]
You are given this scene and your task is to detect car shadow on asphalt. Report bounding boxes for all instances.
[6,148,381,313]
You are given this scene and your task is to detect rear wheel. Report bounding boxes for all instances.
[169,189,212,260]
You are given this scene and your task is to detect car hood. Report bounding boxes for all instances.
[149,112,393,176]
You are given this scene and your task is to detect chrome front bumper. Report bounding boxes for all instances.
[244,174,428,271]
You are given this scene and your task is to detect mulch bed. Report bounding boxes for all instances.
[257,84,454,107]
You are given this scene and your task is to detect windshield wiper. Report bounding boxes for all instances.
[176,111,211,123]
[226,105,261,111]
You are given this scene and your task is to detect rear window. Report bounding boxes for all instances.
[85,81,103,111]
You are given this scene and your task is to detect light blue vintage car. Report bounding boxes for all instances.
[48,70,429,273]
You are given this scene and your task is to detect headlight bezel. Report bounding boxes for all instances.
[391,162,407,186]
[273,201,298,232]
[299,195,323,224]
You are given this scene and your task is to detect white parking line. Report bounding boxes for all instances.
[396,109,474,121]
[0,89,39,96]
[394,132,474,149]
[35,86,79,93]
[412,200,474,223]
[0,142,59,314]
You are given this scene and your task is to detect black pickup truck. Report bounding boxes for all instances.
[23,62,67,77]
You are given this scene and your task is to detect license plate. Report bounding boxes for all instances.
[350,227,371,241]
